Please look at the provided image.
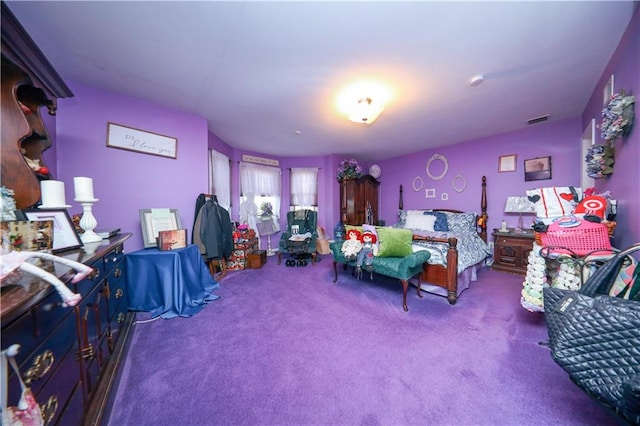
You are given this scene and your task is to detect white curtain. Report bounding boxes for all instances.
[290,167,318,206]
[239,162,281,239]
[208,149,231,210]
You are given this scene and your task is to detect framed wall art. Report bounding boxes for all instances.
[21,208,83,252]
[107,122,178,159]
[524,156,552,182]
[498,154,517,173]
[139,208,182,248]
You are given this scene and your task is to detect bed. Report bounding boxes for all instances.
[396,176,490,304]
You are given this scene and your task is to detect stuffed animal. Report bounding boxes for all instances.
[341,229,362,260]
[356,229,379,278]
[1,250,93,307]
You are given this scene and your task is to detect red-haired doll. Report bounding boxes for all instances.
[341,229,362,260]
[356,229,378,278]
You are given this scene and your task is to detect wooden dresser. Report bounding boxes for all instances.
[340,175,380,226]
[1,234,134,425]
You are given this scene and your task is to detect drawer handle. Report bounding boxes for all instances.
[117,312,125,324]
[77,344,95,361]
[90,268,100,279]
[24,350,54,385]
[40,395,59,425]
[115,288,124,299]
[114,268,122,278]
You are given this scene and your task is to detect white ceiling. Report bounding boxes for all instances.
[6,1,638,161]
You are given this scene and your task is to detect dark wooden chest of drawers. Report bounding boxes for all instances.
[1,234,133,425]
[492,229,535,275]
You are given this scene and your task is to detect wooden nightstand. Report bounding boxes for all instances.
[492,228,535,275]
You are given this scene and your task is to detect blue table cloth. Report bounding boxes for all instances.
[126,244,220,319]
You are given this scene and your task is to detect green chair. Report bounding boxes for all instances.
[277,209,318,266]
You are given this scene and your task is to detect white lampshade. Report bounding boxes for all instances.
[504,196,535,213]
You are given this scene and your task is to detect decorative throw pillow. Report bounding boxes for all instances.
[425,211,449,232]
[404,214,436,231]
[526,186,582,219]
[445,212,477,234]
[397,210,407,228]
[344,224,363,235]
[376,227,413,257]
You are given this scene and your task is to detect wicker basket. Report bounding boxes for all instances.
[540,219,612,256]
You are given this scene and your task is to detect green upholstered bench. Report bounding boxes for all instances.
[330,240,431,312]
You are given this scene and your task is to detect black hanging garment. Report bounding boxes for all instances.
[195,196,233,261]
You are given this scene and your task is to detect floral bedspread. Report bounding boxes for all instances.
[410,230,491,273]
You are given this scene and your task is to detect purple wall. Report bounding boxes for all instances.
[377,117,582,232]
[581,5,639,250]
[55,82,209,252]
[44,8,638,253]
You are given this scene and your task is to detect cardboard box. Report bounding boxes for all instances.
[316,238,331,255]
[247,250,267,269]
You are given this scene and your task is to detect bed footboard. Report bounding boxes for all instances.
[413,236,459,304]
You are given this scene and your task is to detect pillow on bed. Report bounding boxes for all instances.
[404,213,436,231]
[445,212,477,234]
[424,211,449,232]
[376,227,413,257]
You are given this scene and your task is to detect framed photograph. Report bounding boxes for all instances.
[107,122,178,159]
[498,154,517,173]
[1,220,54,252]
[157,229,187,251]
[524,156,552,182]
[139,208,182,248]
[21,208,83,252]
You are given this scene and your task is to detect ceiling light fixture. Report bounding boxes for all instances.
[347,97,384,124]
[470,74,485,86]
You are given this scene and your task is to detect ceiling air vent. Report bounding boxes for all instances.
[527,114,550,125]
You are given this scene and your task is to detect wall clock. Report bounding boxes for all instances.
[369,164,381,179]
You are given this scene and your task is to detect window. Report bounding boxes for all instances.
[208,149,231,210]
[290,167,318,212]
[239,162,281,233]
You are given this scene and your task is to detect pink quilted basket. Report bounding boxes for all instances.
[541,218,612,256]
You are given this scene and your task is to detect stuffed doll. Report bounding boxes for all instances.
[356,229,378,279]
[1,250,93,307]
[341,229,362,260]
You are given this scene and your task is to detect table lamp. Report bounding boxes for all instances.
[504,196,535,232]
[256,215,280,256]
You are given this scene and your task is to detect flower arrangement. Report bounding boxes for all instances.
[585,144,615,179]
[259,201,274,217]
[599,90,635,142]
[336,159,363,181]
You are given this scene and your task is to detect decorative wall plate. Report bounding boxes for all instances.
[452,174,467,193]
[412,176,423,192]
[426,153,448,180]
[369,164,381,179]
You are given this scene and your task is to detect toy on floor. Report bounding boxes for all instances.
[0,250,93,307]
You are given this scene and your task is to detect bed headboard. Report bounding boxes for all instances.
[399,175,488,242]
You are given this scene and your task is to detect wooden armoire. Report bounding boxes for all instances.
[340,175,380,226]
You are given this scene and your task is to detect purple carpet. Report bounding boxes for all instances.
[107,254,617,425]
